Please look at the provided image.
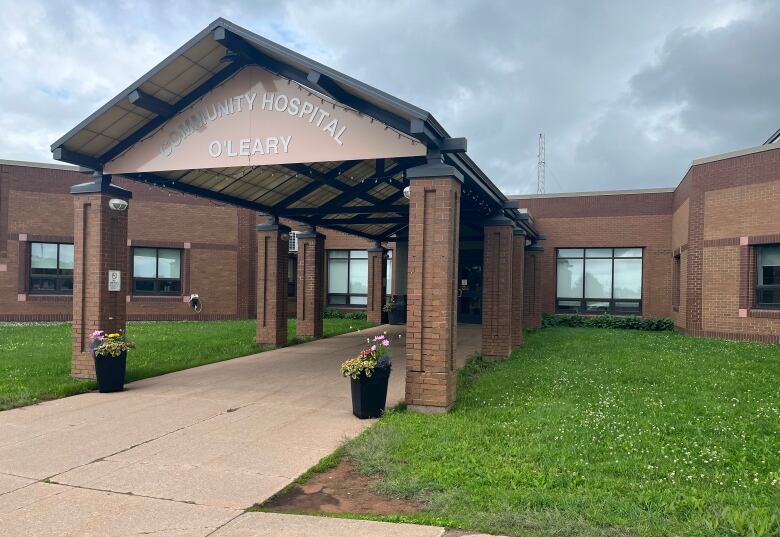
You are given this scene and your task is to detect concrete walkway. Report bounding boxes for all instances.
[0,324,481,536]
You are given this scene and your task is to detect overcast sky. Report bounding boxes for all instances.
[1,0,777,194]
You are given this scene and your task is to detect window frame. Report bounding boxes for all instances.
[755,244,780,309]
[555,247,644,315]
[132,247,183,296]
[327,249,368,307]
[28,242,74,295]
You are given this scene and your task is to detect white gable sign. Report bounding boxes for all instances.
[104,66,426,174]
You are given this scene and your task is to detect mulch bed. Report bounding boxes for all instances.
[262,458,423,515]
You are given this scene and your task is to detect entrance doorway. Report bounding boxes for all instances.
[458,248,483,324]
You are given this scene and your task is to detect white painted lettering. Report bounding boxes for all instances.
[261,92,274,110]
[266,137,279,154]
[300,101,313,118]
[226,139,237,157]
[233,96,242,112]
[280,135,292,153]
[288,97,300,116]
[245,92,257,111]
[239,138,250,156]
[252,138,264,155]
[315,109,329,127]
[323,118,338,137]
[334,125,347,145]
[208,140,222,157]
[274,94,288,112]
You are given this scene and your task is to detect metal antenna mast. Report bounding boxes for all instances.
[536,132,546,194]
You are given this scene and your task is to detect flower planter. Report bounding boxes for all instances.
[93,350,127,393]
[386,303,406,325]
[350,366,391,419]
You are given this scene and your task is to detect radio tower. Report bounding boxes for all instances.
[536,132,546,194]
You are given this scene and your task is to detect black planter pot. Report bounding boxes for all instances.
[93,350,127,393]
[350,367,391,419]
[386,304,406,325]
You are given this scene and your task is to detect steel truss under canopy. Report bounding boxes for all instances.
[51,18,539,241]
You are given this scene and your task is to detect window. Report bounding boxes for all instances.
[756,245,780,308]
[133,247,181,295]
[328,250,368,306]
[556,247,643,314]
[29,242,73,294]
[288,256,297,298]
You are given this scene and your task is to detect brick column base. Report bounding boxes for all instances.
[511,229,526,348]
[481,219,514,359]
[366,242,387,325]
[70,176,131,379]
[256,221,290,346]
[296,228,324,338]
[404,163,462,413]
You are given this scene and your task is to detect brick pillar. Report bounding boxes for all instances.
[367,241,387,325]
[236,208,257,319]
[523,249,543,329]
[405,161,461,413]
[256,218,290,346]
[511,228,526,348]
[296,226,324,338]
[481,217,514,359]
[70,175,131,379]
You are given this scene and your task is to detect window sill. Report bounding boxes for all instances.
[26,294,73,302]
[129,295,184,303]
[749,308,780,319]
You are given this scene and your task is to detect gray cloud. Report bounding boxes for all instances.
[0,0,776,194]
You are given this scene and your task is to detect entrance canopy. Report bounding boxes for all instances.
[51,18,538,241]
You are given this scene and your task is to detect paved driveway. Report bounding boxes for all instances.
[0,324,481,536]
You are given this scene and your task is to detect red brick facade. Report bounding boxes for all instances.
[481,220,514,358]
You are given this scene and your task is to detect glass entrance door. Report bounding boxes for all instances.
[458,249,483,324]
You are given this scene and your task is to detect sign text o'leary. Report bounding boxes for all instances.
[159,92,348,159]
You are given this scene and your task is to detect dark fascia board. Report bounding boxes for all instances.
[764,127,780,145]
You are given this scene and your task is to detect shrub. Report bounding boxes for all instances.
[323,307,367,321]
[542,313,673,331]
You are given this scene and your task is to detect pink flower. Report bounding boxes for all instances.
[90,330,104,340]
[371,345,376,352]
[373,335,386,341]
[382,339,390,347]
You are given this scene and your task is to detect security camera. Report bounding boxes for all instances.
[108,198,128,211]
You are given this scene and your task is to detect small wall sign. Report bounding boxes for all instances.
[108,270,121,291]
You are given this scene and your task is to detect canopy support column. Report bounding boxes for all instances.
[511,228,526,348]
[481,217,514,359]
[367,241,387,325]
[296,226,324,338]
[70,173,132,379]
[404,160,462,413]
[256,218,290,346]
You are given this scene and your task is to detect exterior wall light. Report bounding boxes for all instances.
[403,186,411,199]
[108,198,128,211]
[525,239,532,247]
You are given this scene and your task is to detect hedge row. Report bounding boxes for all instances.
[323,307,368,321]
[542,313,674,331]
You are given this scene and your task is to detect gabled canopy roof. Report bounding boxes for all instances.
[52,18,538,241]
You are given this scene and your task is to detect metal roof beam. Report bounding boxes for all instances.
[280,163,385,205]
[97,60,245,164]
[52,148,102,170]
[128,89,175,118]
[280,203,407,216]
[318,216,407,225]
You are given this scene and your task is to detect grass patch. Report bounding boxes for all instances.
[344,328,780,536]
[0,318,372,411]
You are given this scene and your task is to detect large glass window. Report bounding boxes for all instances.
[29,242,73,294]
[328,250,368,306]
[556,247,643,314]
[133,247,181,295]
[756,245,780,308]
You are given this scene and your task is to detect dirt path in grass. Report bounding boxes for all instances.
[262,459,423,515]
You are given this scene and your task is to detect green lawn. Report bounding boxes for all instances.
[345,328,780,537]
[0,318,372,411]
